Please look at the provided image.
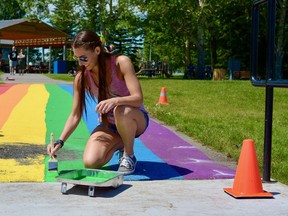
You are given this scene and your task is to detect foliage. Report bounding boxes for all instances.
[1,0,264,74]
[213,0,250,69]
[107,1,144,67]
[0,0,25,20]
[134,0,199,71]
[48,0,80,37]
[3,0,288,77]
[80,0,104,33]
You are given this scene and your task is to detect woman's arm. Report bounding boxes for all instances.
[116,55,144,107]
[47,73,83,157]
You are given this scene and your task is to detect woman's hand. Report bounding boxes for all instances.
[96,98,118,114]
[47,143,61,159]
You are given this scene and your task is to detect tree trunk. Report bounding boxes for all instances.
[184,39,193,79]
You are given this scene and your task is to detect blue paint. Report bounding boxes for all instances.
[59,84,99,133]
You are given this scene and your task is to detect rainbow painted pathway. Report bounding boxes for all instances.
[0,83,235,182]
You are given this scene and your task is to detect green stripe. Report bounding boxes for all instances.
[44,84,90,182]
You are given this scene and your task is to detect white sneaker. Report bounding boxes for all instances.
[118,155,137,175]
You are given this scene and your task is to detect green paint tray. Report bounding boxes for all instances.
[56,169,123,196]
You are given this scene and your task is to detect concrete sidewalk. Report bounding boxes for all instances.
[1,180,288,216]
[1,73,288,215]
[1,72,72,84]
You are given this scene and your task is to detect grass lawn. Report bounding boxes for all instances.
[0,71,3,84]
[45,74,75,82]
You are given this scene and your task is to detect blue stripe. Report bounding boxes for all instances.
[59,84,99,133]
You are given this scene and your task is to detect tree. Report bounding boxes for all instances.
[203,0,251,70]
[48,0,80,36]
[0,0,25,20]
[133,0,199,74]
[16,0,49,20]
[12,0,272,78]
[108,1,144,68]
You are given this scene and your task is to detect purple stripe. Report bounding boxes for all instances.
[139,119,235,179]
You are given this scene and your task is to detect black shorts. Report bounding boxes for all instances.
[96,110,149,138]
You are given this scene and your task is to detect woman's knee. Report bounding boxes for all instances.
[83,156,103,169]
[113,105,132,120]
[83,148,104,169]
[83,131,118,169]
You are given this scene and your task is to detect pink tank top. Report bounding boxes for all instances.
[86,56,147,124]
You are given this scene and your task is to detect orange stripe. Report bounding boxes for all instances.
[0,84,30,128]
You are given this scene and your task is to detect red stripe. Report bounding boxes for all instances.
[0,84,15,95]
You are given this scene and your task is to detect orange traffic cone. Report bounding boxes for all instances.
[157,87,169,105]
[224,139,273,198]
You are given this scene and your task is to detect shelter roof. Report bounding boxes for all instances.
[0,18,71,47]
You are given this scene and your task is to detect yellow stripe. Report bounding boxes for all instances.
[0,84,48,182]
[0,156,44,182]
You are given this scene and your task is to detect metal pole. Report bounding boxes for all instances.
[63,44,66,61]
[48,46,51,73]
[263,86,273,181]
[263,0,276,182]
[42,47,44,63]
[26,46,29,67]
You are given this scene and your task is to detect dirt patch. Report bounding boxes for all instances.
[0,143,81,165]
[0,143,46,159]
[0,143,45,165]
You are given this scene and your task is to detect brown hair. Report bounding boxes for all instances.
[72,30,112,120]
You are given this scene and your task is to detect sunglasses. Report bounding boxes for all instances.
[74,56,88,62]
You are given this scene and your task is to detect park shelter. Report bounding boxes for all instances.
[0,18,71,73]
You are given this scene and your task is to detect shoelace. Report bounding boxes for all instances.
[120,156,134,168]
[117,150,124,163]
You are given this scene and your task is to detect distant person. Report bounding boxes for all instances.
[8,46,18,75]
[17,49,26,76]
[151,60,156,77]
[109,44,115,52]
[108,44,119,54]
[138,62,143,71]
[151,60,155,69]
